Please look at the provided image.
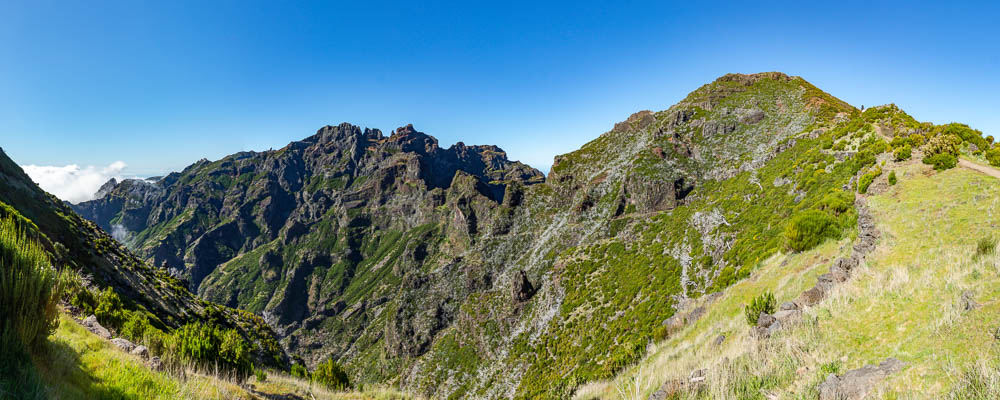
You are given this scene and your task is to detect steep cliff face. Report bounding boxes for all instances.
[72,72,862,398]
[72,123,546,369]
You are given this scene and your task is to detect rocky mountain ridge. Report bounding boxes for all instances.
[70,72,868,398]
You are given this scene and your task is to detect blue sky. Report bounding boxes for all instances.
[2,1,999,197]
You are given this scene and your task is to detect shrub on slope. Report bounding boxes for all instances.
[0,215,64,397]
[313,358,351,390]
[744,291,776,326]
[784,210,842,252]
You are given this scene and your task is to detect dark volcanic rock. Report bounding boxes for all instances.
[512,270,536,303]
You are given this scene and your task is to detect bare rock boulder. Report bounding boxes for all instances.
[799,286,826,307]
[961,290,980,311]
[131,345,150,358]
[148,356,164,372]
[82,315,112,340]
[756,312,777,328]
[111,338,136,352]
[818,358,906,400]
[773,309,801,323]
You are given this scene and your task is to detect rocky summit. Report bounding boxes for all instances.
[65,72,873,398]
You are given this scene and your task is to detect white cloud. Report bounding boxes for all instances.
[110,223,131,242]
[21,161,128,204]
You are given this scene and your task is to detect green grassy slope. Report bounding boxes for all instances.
[585,159,1000,399]
[36,312,419,400]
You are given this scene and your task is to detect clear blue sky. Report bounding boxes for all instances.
[3,0,999,177]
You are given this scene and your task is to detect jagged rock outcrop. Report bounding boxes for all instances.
[72,178,164,235]
[131,345,150,358]
[512,270,536,303]
[95,178,118,199]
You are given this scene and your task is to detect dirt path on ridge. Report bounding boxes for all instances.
[959,158,1000,179]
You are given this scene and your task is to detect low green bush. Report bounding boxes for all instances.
[254,366,267,382]
[744,291,776,326]
[0,216,62,351]
[120,312,152,342]
[313,358,351,390]
[893,145,912,161]
[857,166,882,194]
[986,148,1000,167]
[923,153,957,171]
[820,360,843,375]
[290,363,309,379]
[888,170,897,185]
[94,287,125,331]
[852,150,877,173]
[167,322,253,378]
[976,236,996,259]
[652,324,672,342]
[0,216,63,397]
[817,190,853,216]
[784,210,842,252]
[923,134,961,158]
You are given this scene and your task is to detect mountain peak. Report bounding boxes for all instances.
[94,178,118,200]
[713,71,794,85]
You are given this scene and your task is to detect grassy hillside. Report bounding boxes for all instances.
[581,159,1000,398]
[36,312,419,400]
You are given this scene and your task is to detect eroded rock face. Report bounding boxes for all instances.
[625,175,692,213]
[71,123,544,359]
[72,178,164,235]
